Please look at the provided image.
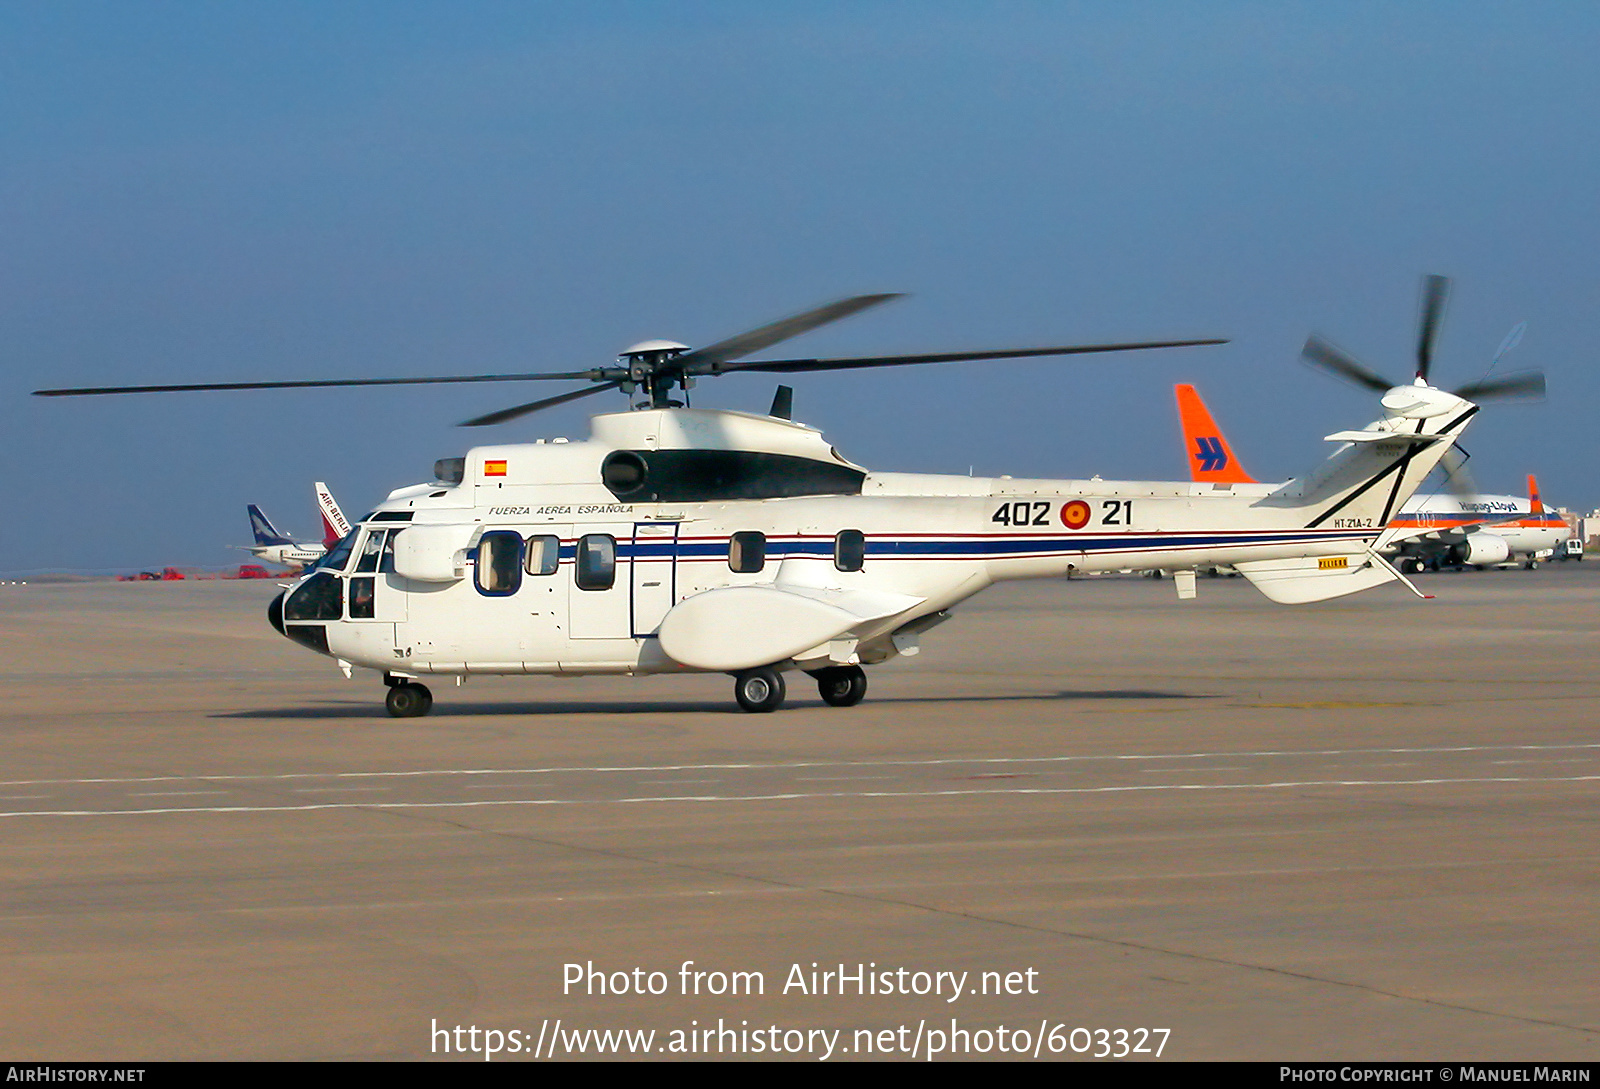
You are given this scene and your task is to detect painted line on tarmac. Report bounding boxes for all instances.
[2,742,1598,789]
[0,773,1596,819]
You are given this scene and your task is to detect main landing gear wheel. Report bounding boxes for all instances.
[812,665,867,707]
[733,666,785,713]
[385,682,433,718]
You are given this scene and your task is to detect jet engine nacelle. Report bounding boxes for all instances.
[1448,533,1510,567]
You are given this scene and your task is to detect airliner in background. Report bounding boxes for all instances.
[244,482,350,570]
[1175,384,1567,571]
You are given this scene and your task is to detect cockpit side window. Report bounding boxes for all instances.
[354,529,393,573]
[284,571,343,621]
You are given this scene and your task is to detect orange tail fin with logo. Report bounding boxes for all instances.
[1176,384,1256,484]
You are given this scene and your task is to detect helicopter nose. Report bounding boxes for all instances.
[267,591,286,636]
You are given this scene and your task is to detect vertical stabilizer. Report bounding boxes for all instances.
[1175,384,1256,483]
[247,505,293,547]
[1291,400,1477,529]
[1526,474,1544,514]
[316,482,351,546]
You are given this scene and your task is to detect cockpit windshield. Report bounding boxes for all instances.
[308,529,358,573]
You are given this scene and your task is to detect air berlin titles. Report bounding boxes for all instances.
[564,961,1040,1003]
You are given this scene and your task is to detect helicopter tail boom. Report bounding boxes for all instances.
[1282,401,1477,533]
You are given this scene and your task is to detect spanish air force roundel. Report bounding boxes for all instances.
[1061,500,1090,529]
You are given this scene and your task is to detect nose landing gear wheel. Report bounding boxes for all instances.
[811,665,867,707]
[385,682,433,718]
[733,666,785,713]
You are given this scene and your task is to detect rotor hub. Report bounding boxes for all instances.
[618,341,691,408]
[619,339,689,359]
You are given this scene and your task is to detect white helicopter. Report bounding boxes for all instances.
[35,293,1531,716]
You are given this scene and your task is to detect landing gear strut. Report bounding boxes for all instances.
[384,678,433,718]
[810,665,867,707]
[733,666,785,713]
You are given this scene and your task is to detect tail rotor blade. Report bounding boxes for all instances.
[1452,370,1545,402]
[1416,274,1450,382]
[1438,445,1480,501]
[1301,336,1394,393]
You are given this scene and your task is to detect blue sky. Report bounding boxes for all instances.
[4,2,1597,571]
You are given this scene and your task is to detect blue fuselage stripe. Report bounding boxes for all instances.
[607,531,1365,561]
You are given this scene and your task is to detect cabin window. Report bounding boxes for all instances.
[525,534,560,576]
[348,577,375,618]
[576,534,616,591]
[475,531,524,596]
[729,531,766,573]
[834,529,865,572]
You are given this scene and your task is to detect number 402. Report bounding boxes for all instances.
[992,501,1050,526]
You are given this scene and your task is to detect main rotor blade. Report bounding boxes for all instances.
[1416,274,1450,382]
[717,338,1229,375]
[1301,335,1395,393]
[1451,370,1545,402]
[33,371,608,397]
[459,380,624,427]
[675,294,903,372]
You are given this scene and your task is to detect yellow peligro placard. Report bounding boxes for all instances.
[1318,557,1349,570]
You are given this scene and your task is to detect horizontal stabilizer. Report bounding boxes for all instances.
[1233,554,1398,604]
[658,584,922,671]
[1323,430,1449,444]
